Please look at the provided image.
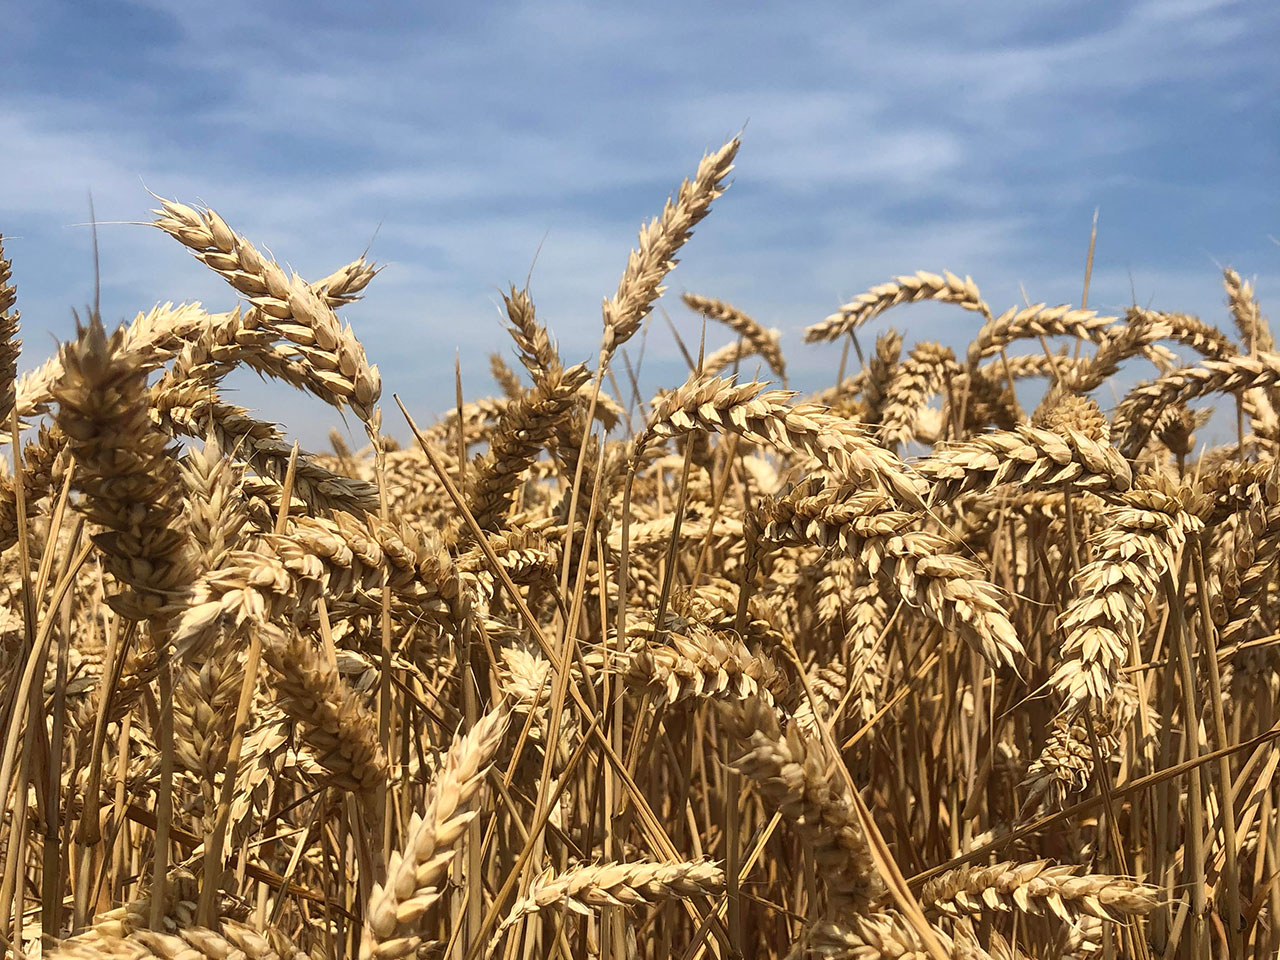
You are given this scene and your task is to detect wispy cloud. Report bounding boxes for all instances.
[4,0,1277,445]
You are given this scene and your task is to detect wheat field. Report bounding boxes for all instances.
[0,135,1277,959]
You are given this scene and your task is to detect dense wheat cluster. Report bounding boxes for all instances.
[2,138,1278,960]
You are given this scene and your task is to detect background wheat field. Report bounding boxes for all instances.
[1,131,1279,959]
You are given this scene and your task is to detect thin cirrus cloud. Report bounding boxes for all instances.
[2,0,1276,447]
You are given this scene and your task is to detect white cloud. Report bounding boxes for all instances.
[3,0,1275,448]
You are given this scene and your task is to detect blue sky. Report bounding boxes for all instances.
[4,0,1278,447]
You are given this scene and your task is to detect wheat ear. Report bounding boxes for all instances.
[921,859,1159,923]
[805,270,991,344]
[966,302,1118,368]
[804,912,962,959]
[48,916,290,960]
[258,622,388,800]
[919,423,1132,501]
[0,238,20,426]
[762,481,1024,669]
[640,375,928,509]
[1048,476,1206,712]
[682,292,786,381]
[466,362,592,531]
[488,859,724,957]
[1020,684,1140,815]
[1113,352,1280,456]
[1224,267,1272,353]
[879,342,957,449]
[52,314,198,622]
[153,199,381,422]
[503,285,562,381]
[361,708,508,960]
[602,136,740,357]
[16,301,211,421]
[720,697,884,914]
[858,329,903,427]
[698,338,763,377]
[619,606,782,705]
